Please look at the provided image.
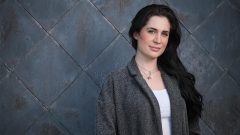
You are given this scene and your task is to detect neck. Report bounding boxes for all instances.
[135,53,158,71]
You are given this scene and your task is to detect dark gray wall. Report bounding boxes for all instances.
[0,0,240,135]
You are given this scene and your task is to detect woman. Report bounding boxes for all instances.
[95,4,203,135]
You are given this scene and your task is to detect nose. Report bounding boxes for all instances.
[153,34,161,44]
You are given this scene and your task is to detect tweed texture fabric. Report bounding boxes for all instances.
[95,57,201,135]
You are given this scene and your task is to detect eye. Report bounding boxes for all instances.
[162,32,169,37]
[148,30,155,34]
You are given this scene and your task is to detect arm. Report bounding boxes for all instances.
[189,116,201,135]
[95,75,117,135]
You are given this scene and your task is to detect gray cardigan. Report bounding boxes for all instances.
[95,58,201,135]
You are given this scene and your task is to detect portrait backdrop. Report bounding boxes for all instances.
[0,0,240,135]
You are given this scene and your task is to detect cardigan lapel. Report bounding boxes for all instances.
[161,70,183,135]
[127,57,163,135]
[127,57,183,135]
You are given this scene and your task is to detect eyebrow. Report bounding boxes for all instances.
[147,27,169,33]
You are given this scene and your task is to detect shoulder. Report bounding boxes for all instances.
[105,67,129,82]
[101,67,130,89]
[100,67,130,96]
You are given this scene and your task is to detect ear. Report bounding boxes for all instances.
[133,32,139,40]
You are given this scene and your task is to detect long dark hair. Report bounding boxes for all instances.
[129,4,203,119]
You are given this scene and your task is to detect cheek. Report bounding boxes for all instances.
[163,38,169,45]
[139,31,151,42]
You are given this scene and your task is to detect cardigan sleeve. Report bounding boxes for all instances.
[189,116,202,135]
[95,74,117,135]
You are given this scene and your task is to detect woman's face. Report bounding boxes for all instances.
[134,16,170,59]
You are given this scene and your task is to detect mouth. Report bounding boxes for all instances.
[149,46,160,52]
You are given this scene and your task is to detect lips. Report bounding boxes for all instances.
[149,46,160,52]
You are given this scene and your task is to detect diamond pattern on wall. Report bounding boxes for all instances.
[178,36,224,94]
[50,72,100,135]
[151,0,162,5]
[86,35,135,86]
[161,0,222,32]
[18,0,79,31]
[194,0,240,69]
[0,62,8,80]
[13,35,82,107]
[199,119,216,135]
[230,0,240,11]
[24,111,71,135]
[234,129,240,135]
[50,0,118,69]
[179,23,190,43]
[121,23,132,42]
[203,73,240,135]
[0,73,46,135]
[228,57,240,85]
[0,0,46,69]
[1,0,240,134]
[90,0,152,31]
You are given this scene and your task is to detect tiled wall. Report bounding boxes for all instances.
[0,0,240,135]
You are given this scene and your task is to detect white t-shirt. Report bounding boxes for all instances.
[152,89,172,135]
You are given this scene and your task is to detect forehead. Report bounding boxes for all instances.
[145,16,170,31]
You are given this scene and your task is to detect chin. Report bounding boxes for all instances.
[147,54,161,59]
[152,52,164,58]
